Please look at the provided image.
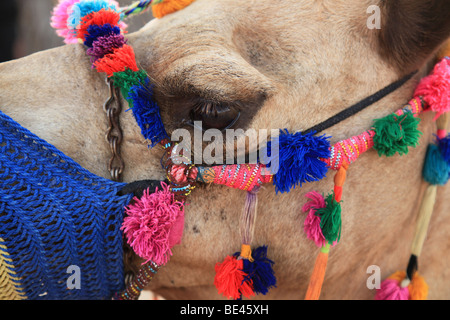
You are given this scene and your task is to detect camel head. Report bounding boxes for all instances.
[1,0,449,300]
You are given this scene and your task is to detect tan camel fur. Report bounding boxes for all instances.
[0,0,449,299]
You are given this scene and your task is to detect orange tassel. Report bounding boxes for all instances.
[304,244,330,300]
[386,270,429,300]
[152,0,196,18]
[408,272,429,300]
[333,162,348,202]
[305,164,348,300]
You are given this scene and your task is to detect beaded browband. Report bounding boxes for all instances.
[50,0,450,300]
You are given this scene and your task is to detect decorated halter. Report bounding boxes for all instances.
[50,0,450,300]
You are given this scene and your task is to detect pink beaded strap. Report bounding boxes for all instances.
[323,130,375,170]
[196,96,425,185]
[324,96,424,170]
[196,164,272,191]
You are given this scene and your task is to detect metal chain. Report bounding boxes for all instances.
[103,77,125,182]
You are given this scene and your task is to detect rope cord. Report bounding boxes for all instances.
[303,71,418,135]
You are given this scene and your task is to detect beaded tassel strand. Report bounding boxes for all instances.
[114,261,160,300]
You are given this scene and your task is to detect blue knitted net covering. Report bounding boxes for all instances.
[0,110,133,300]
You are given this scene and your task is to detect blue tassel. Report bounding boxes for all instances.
[84,24,121,48]
[241,246,276,295]
[127,79,168,147]
[266,129,331,193]
[437,134,450,166]
[422,144,450,185]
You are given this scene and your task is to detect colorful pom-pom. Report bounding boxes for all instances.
[111,69,149,99]
[83,23,121,48]
[372,111,422,157]
[414,58,450,119]
[214,255,254,300]
[94,44,139,77]
[121,182,185,266]
[68,0,120,29]
[408,272,429,300]
[315,192,342,245]
[50,0,126,44]
[304,244,330,300]
[375,271,428,300]
[375,278,410,300]
[126,78,169,147]
[302,191,327,247]
[152,0,196,18]
[422,144,450,185]
[86,33,127,63]
[241,246,277,295]
[50,0,82,44]
[267,130,331,193]
[77,8,122,41]
[437,134,450,166]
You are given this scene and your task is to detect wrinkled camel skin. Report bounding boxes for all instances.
[0,0,449,300]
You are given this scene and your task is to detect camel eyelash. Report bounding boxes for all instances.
[184,100,241,132]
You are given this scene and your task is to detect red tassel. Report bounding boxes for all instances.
[94,44,139,77]
[77,8,121,41]
[214,255,254,300]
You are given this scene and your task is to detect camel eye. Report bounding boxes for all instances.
[189,100,240,131]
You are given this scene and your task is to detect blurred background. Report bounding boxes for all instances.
[0,0,153,63]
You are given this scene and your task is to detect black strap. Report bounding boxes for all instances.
[117,179,167,198]
[406,254,418,280]
[302,71,418,135]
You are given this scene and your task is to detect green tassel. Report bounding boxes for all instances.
[315,193,342,245]
[111,69,149,100]
[372,111,422,157]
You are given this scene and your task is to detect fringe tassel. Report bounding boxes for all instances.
[113,261,160,300]
[94,44,139,77]
[372,111,422,157]
[214,255,254,300]
[214,186,276,299]
[414,57,450,120]
[376,112,449,300]
[304,163,348,300]
[375,270,428,300]
[268,129,331,194]
[304,244,330,300]
[240,187,260,249]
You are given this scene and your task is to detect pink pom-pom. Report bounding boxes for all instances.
[375,278,410,300]
[50,0,81,44]
[302,191,327,247]
[121,182,185,266]
[50,0,127,44]
[414,58,450,120]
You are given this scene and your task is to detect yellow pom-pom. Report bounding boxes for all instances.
[152,0,196,19]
